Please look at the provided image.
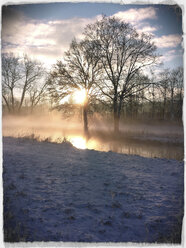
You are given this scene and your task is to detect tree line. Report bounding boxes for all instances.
[2,16,183,133]
[2,54,47,113]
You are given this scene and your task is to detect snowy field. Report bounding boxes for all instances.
[3,137,184,243]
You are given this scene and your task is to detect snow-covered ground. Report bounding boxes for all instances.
[3,137,184,243]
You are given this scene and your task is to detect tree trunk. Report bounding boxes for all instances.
[178,89,183,119]
[83,101,89,136]
[114,115,119,133]
[113,96,120,133]
[3,95,11,113]
[10,88,15,112]
[18,85,27,112]
[170,88,174,120]
[115,96,123,133]
[30,103,34,114]
[163,97,166,120]
[163,87,167,120]
[152,84,155,119]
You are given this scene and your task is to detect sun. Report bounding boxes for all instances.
[73,89,87,104]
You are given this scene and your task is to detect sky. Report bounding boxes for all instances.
[1,1,183,70]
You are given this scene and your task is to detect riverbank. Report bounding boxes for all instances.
[3,137,184,243]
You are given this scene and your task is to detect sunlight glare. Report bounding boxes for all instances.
[70,136,87,149]
[73,89,87,104]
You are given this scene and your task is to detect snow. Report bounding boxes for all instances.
[3,137,184,243]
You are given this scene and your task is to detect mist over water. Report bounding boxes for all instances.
[2,113,184,160]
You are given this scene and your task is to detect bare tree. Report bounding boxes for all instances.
[2,53,45,114]
[2,53,22,113]
[158,69,170,120]
[169,67,183,120]
[84,16,158,132]
[176,67,184,119]
[146,70,162,119]
[28,81,48,113]
[157,67,183,120]
[47,39,101,135]
[18,55,44,112]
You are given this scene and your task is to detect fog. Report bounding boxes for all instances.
[2,112,183,140]
[2,113,184,160]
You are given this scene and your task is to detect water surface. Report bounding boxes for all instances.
[3,123,183,161]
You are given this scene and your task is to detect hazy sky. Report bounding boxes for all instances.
[2,2,183,70]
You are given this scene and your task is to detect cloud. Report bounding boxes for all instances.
[153,34,182,48]
[135,24,158,36]
[112,7,157,24]
[135,21,160,35]
[2,6,182,69]
[2,7,100,65]
[112,8,159,36]
[158,49,183,65]
[2,6,158,66]
[138,25,157,33]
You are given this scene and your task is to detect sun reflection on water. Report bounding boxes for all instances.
[69,136,87,149]
[2,121,183,160]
